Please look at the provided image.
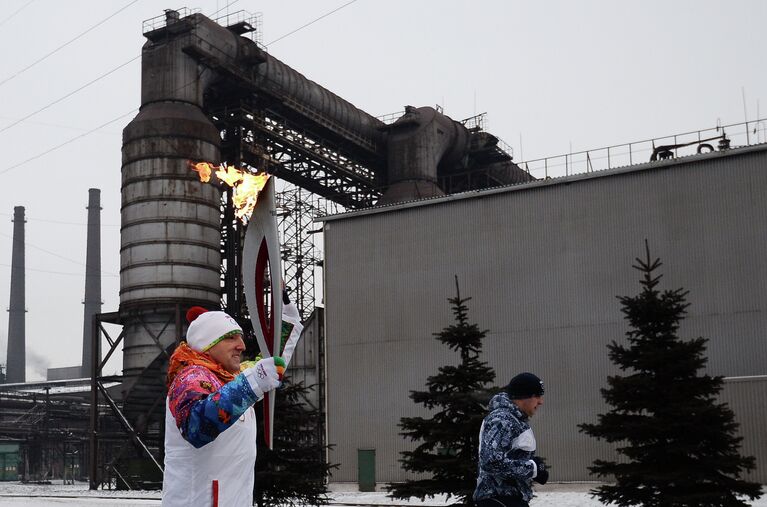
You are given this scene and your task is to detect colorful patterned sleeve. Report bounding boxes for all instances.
[168,365,260,448]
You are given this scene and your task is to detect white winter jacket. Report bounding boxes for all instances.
[162,397,257,506]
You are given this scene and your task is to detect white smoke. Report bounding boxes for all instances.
[26,347,51,381]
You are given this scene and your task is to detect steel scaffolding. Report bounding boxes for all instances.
[276,185,342,320]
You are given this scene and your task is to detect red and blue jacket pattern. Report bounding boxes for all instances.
[167,365,260,448]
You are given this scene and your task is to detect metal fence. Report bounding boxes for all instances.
[520,118,767,179]
[142,8,263,45]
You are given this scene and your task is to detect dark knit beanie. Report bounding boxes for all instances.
[505,372,545,399]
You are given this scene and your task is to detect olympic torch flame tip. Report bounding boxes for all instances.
[234,171,271,219]
[215,165,244,187]
[189,161,271,220]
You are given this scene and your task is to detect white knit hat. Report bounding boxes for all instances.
[186,310,243,352]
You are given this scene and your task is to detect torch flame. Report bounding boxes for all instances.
[191,162,214,183]
[234,172,271,219]
[190,161,270,220]
[215,165,244,187]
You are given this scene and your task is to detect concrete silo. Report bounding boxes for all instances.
[119,12,240,410]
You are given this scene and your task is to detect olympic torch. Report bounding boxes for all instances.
[242,176,282,449]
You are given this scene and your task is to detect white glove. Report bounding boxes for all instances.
[242,357,281,398]
[280,302,304,367]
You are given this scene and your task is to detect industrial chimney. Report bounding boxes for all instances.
[81,189,102,378]
[5,206,26,383]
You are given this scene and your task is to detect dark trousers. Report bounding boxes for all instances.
[476,495,528,507]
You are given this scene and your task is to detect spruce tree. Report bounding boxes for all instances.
[388,276,496,506]
[579,242,762,507]
[254,380,337,507]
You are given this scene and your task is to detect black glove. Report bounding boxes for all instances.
[532,457,549,485]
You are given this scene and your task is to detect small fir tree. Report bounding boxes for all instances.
[254,379,337,507]
[579,242,762,507]
[387,276,496,506]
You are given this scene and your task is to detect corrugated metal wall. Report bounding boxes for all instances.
[323,145,767,484]
[720,376,767,483]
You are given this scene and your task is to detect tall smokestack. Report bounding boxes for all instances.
[81,189,102,378]
[5,206,26,383]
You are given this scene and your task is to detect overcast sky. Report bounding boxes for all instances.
[1,0,765,380]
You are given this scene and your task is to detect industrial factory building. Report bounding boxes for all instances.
[322,142,767,485]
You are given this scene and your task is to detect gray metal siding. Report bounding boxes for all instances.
[324,145,767,483]
[720,377,767,483]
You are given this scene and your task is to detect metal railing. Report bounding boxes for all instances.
[461,112,486,131]
[142,8,263,44]
[519,118,767,180]
[495,136,515,160]
[142,7,199,34]
[212,10,263,43]
[376,110,405,125]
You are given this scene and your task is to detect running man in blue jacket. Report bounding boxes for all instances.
[474,372,548,507]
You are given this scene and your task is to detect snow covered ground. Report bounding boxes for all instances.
[0,481,764,506]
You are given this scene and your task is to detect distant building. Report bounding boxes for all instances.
[47,366,84,381]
